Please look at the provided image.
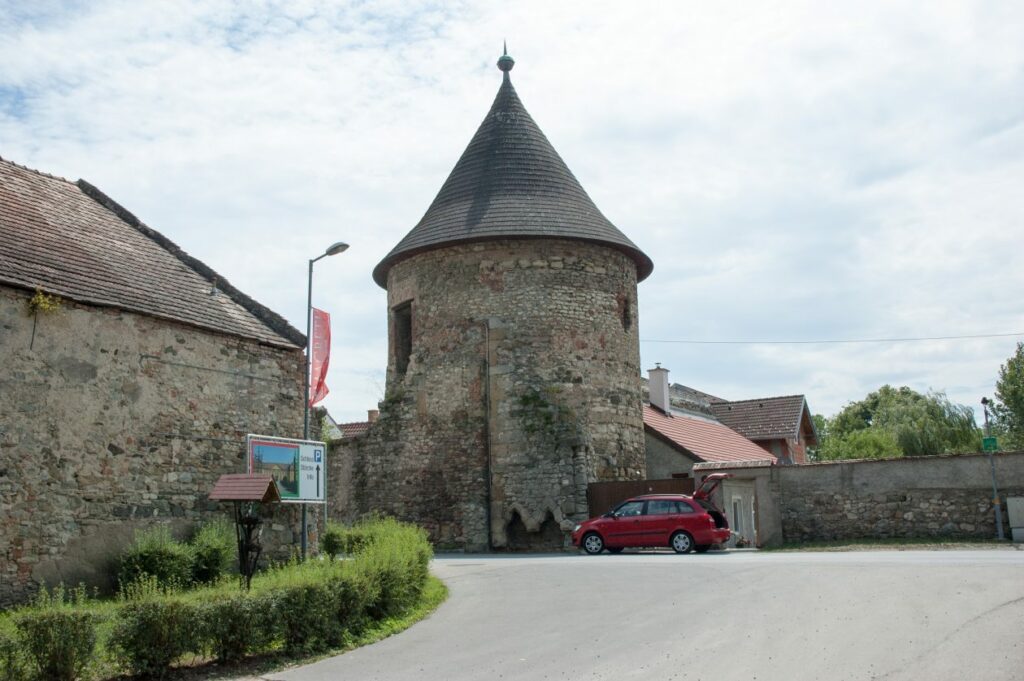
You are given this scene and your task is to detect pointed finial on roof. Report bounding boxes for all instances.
[497,42,515,77]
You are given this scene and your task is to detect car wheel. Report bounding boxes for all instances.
[607,547,623,554]
[670,531,694,554]
[582,533,605,555]
[694,544,711,553]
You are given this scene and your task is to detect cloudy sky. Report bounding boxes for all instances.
[2,1,1022,424]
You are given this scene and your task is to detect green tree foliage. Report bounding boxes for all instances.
[817,385,978,459]
[992,342,1024,447]
[816,428,902,461]
[811,414,829,442]
[807,414,827,460]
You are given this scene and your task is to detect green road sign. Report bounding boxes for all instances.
[982,436,999,452]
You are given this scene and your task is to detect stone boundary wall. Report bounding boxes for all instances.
[697,452,1024,546]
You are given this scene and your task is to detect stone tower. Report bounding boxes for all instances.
[335,50,653,550]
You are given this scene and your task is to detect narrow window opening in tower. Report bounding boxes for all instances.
[621,296,632,331]
[393,302,413,375]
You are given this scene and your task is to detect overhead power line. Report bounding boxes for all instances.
[640,332,1024,345]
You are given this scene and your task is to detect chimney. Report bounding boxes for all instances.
[367,409,380,424]
[648,364,671,414]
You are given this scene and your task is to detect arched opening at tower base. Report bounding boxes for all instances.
[505,510,564,551]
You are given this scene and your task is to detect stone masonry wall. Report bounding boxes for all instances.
[697,452,1024,546]
[329,239,645,551]
[776,453,1023,542]
[0,285,308,607]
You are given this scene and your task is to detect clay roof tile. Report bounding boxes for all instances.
[643,404,776,465]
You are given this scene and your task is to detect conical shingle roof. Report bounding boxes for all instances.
[372,53,653,288]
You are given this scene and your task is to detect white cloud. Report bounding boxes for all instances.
[2,0,1022,422]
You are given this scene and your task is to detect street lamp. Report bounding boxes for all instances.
[980,397,1005,541]
[301,241,348,558]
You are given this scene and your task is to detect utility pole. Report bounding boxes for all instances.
[980,397,1005,541]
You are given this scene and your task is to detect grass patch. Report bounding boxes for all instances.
[764,536,1014,552]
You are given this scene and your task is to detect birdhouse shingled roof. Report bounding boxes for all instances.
[208,474,282,503]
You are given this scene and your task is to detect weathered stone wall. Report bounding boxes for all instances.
[696,452,1024,546]
[777,453,1023,542]
[0,285,307,607]
[330,239,645,550]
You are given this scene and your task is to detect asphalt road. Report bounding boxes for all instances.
[264,550,1024,681]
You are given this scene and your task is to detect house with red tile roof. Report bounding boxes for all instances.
[643,404,778,472]
[711,395,817,464]
[323,409,378,441]
[641,372,818,469]
[641,365,817,546]
[643,367,777,480]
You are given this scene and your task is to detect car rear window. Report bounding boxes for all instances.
[646,500,695,515]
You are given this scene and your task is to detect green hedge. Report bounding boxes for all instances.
[5,586,97,681]
[0,627,28,681]
[200,590,278,663]
[321,521,375,558]
[117,526,194,591]
[1,517,434,680]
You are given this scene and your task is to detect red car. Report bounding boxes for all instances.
[572,474,733,554]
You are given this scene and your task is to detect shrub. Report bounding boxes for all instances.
[348,517,432,618]
[321,521,377,557]
[190,519,236,584]
[111,580,200,677]
[320,521,345,559]
[260,563,343,655]
[196,591,277,663]
[0,628,29,681]
[118,526,194,591]
[334,563,379,633]
[13,585,97,681]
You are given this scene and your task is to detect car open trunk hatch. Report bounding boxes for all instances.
[693,473,732,501]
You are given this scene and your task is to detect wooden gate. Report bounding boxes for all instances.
[586,478,695,517]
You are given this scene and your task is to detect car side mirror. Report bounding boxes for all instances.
[603,511,616,519]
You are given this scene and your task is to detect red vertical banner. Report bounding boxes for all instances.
[309,307,331,406]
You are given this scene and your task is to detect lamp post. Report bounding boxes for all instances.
[302,241,348,559]
[980,397,1005,541]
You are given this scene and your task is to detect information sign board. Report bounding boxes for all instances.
[246,434,326,503]
[982,436,999,453]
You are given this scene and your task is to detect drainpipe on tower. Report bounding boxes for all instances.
[479,320,494,551]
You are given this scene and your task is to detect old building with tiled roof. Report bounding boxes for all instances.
[643,366,777,476]
[642,372,818,466]
[331,49,652,551]
[643,404,778,469]
[711,395,817,463]
[0,156,306,606]
[322,409,378,441]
